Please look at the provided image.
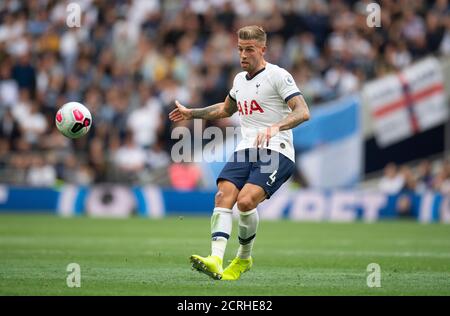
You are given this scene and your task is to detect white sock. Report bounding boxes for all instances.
[237,208,259,259]
[210,207,233,261]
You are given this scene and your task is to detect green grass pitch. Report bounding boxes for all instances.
[0,214,449,295]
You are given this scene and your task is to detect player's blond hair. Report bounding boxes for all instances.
[237,25,266,45]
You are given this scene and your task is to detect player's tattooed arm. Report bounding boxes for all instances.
[192,95,237,119]
[168,96,237,122]
[275,95,310,131]
[254,95,310,148]
[222,95,238,117]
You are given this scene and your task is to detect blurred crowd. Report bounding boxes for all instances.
[378,158,450,217]
[0,0,449,188]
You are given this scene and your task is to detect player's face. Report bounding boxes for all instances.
[238,39,266,73]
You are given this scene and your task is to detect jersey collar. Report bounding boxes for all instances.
[245,67,266,80]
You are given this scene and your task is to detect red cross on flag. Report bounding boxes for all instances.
[363,57,448,147]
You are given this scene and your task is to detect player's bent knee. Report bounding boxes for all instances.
[236,196,257,212]
[215,190,235,209]
[215,190,225,204]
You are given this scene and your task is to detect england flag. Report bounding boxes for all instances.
[363,57,448,147]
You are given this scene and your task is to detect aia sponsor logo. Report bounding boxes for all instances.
[238,100,264,116]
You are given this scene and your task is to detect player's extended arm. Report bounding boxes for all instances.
[168,96,237,122]
[255,95,310,147]
[274,95,310,131]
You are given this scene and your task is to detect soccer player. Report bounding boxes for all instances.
[168,25,310,280]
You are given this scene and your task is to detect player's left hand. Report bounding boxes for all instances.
[254,126,280,148]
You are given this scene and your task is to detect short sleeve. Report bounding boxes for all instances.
[274,68,302,103]
[229,76,238,101]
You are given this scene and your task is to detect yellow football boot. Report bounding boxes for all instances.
[190,255,223,280]
[221,257,253,281]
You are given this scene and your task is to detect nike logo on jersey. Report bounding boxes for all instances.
[237,100,264,116]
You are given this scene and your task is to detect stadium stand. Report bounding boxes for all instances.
[0,0,449,192]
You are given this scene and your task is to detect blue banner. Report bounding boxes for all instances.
[0,185,448,223]
[0,186,59,213]
[293,95,363,189]
[293,95,360,150]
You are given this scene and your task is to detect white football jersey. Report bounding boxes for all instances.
[229,62,301,162]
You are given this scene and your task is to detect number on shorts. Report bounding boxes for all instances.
[266,170,277,186]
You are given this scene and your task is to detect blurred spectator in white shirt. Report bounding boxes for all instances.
[11,88,31,123]
[379,162,405,194]
[26,154,56,187]
[0,60,18,108]
[113,131,146,176]
[126,85,162,148]
[20,102,47,146]
[325,63,360,97]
